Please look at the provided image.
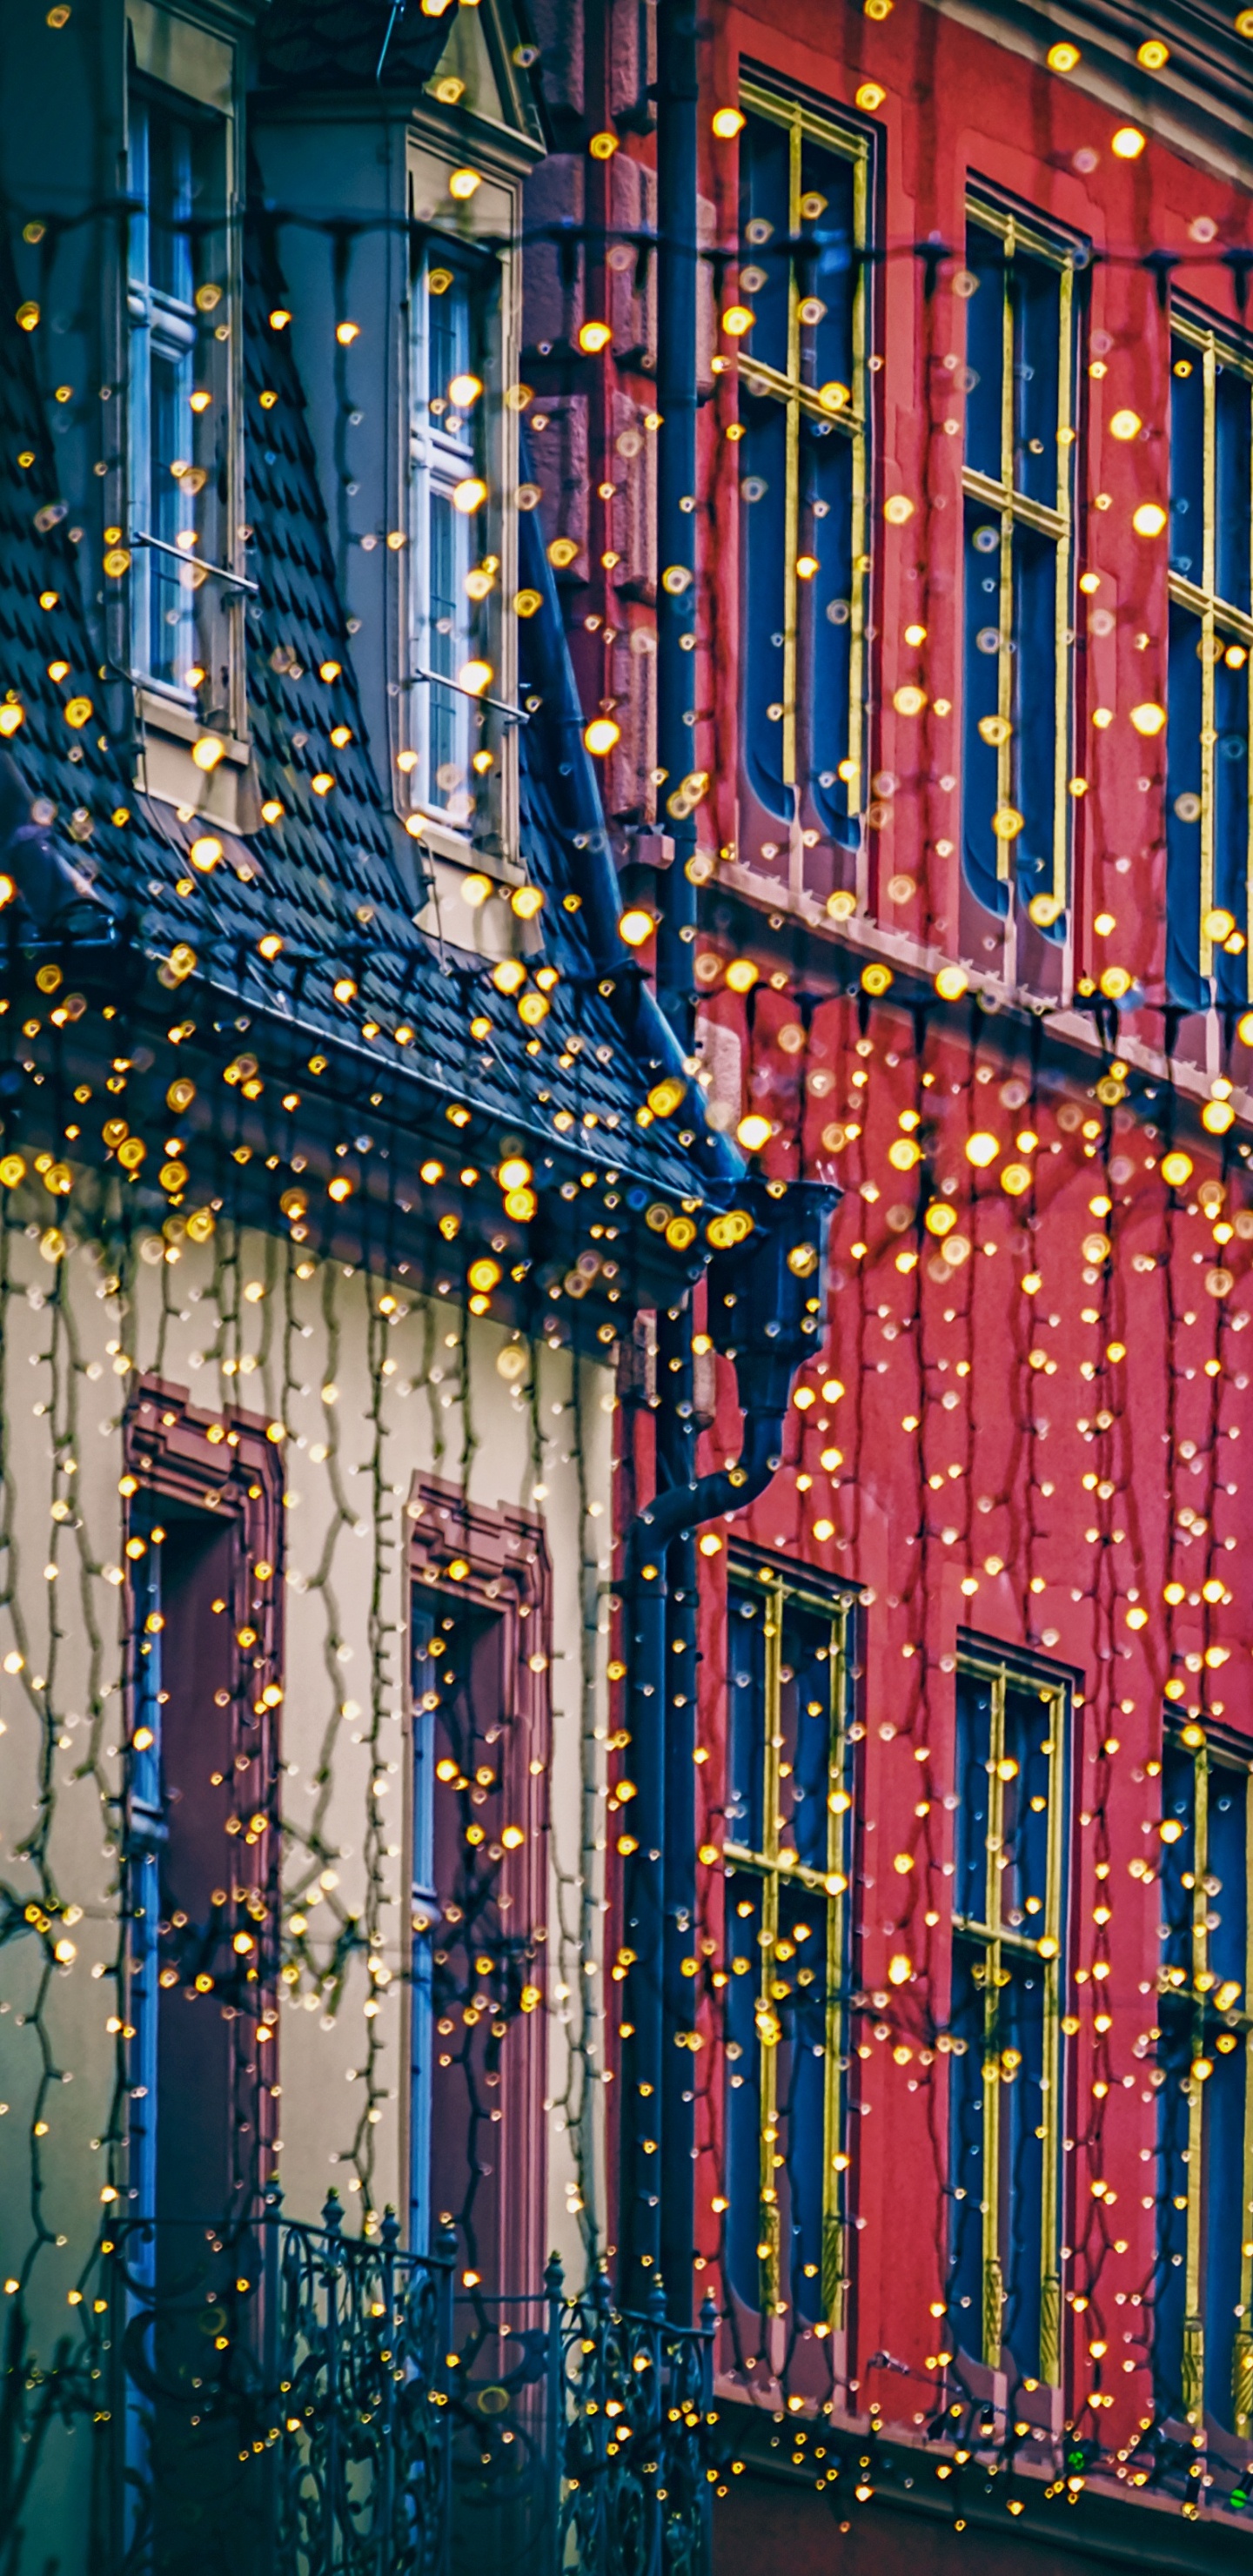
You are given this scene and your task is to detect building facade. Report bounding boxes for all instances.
[0,2,743,2566]
[524,0,1253,2564]
[4,0,1253,2570]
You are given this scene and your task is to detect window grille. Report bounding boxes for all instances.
[962,200,1081,941]
[127,84,233,710]
[948,1649,1069,2384]
[1166,312,1253,1007]
[722,1557,859,2327]
[1155,1726,1253,2433]
[736,84,871,878]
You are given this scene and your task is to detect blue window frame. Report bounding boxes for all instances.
[1155,1730,1253,2433]
[1165,313,1253,1008]
[721,1558,859,2331]
[948,1650,1069,2385]
[735,83,871,884]
[961,203,1081,942]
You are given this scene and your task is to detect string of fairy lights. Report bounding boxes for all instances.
[5,11,1253,2538]
[657,956,1252,2511]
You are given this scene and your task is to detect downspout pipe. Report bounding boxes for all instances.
[653,0,700,1041]
[651,0,701,2319]
[513,494,740,1191]
[619,1180,839,2311]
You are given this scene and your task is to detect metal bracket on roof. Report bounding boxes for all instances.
[130,531,259,598]
[409,667,530,726]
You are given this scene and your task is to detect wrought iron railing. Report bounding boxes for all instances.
[91,2195,716,2576]
[451,2264,717,2576]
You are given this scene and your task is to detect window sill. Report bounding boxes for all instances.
[415,853,529,961]
[717,855,1244,1132]
[135,690,258,833]
[410,813,522,882]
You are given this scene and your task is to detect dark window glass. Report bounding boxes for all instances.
[723,1567,856,2329]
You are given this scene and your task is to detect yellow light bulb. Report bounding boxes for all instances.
[736,1113,772,1151]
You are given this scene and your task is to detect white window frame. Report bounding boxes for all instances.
[125,1,246,764]
[401,139,522,884]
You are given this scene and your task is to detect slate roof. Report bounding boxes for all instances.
[0,220,734,1211]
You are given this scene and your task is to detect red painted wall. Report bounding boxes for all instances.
[580,0,1253,2519]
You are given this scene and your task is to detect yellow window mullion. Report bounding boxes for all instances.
[1039,1685,1066,2385]
[1234,1771,1253,2433]
[847,147,869,820]
[1051,263,1075,914]
[1200,340,1218,976]
[1183,1751,1209,2420]
[996,510,1015,870]
[757,1580,784,2312]
[822,1602,848,2328]
[982,1667,1007,2365]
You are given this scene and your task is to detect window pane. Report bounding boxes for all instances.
[777,1593,840,1872]
[739,396,792,823]
[726,1868,765,2309]
[1165,600,1205,1005]
[1203,2031,1245,2424]
[1216,363,1252,614]
[998,1952,1048,2376]
[1012,522,1059,916]
[128,89,219,695]
[428,489,471,810]
[796,138,856,396]
[147,105,195,305]
[727,1586,767,1850]
[1213,650,1250,999]
[998,1679,1055,1928]
[962,507,1008,919]
[964,225,1006,485]
[775,1877,832,2324]
[948,1938,987,2338]
[1155,1989,1191,2415]
[800,417,858,848]
[1170,341,1204,568]
[740,114,791,378]
[955,1668,993,1922]
[724,1569,854,2328]
[429,273,471,400]
[1207,1766,1248,1996]
[1012,251,1062,508]
[412,261,487,828]
[1159,1738,1196,1975]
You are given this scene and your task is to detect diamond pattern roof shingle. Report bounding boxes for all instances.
[0,221,730,1205]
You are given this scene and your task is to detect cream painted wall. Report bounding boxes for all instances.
[0,1210,614,2563]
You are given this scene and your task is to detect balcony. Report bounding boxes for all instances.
[87,2193,716,2575]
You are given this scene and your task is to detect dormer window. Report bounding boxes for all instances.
[125,4,245,785]
[128,92,206,692]
[410,252,493,833]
